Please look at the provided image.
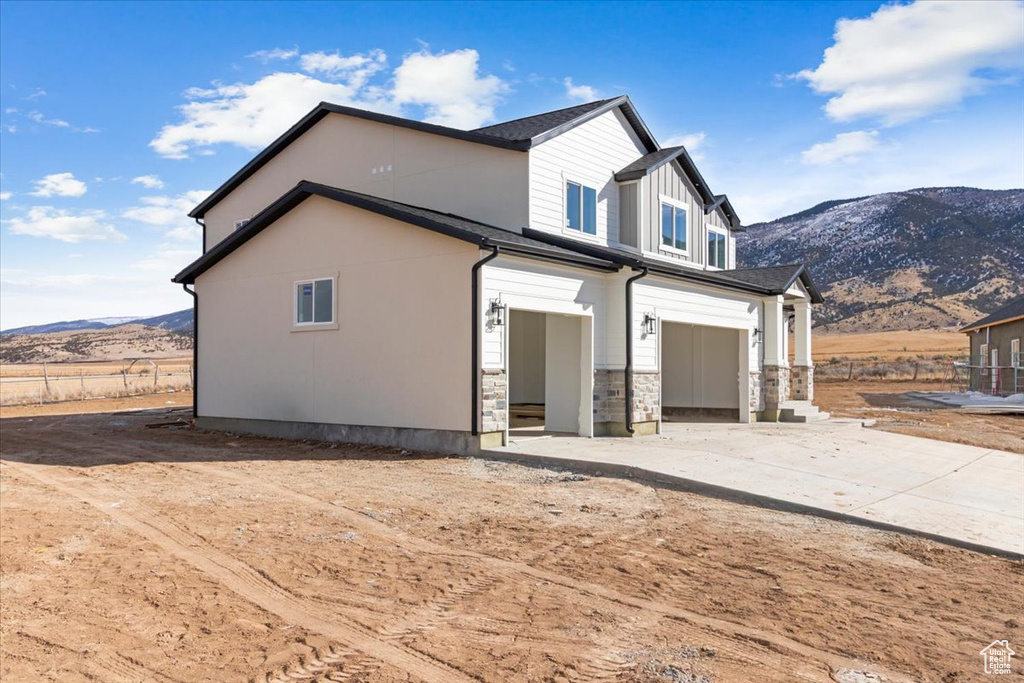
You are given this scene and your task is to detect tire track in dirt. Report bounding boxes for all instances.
[4,460,477,683]
[174,460,909,682]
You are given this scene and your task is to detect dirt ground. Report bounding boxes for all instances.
[811,330,965,360]
[814,380,1024,454]
[2,409,1022,683]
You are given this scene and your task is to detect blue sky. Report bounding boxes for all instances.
[1,0,1022,329]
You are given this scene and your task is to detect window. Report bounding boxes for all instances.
[566,181,597,235]
[708,229,727,268]
[295,278,334,325]
[660,201,687,252]
[979,343,988,367]
[1012,339,1021,368]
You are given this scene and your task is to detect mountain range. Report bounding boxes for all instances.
[738,187,1024,333]
[1,309,193,336]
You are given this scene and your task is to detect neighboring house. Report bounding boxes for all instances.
[173,96,825,455]
[961,294,1024,395]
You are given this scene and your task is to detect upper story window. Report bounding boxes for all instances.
[295,278,334,326]
[566,181,597,235]
[708,228,728,269]
[660,198,687,253]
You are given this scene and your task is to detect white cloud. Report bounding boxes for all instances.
[131,246,201,272]
[300,49,387,87]
[122,191,210,244]
[28,111,70,128]
[7,207,127,243]
[797,0,1024,125]
[0,269,193,330]
[391,49,507,128]
[151,47,508,157]
[0,192,11,201]
[149,72,392,158]
[800,130,880,165]
[564,77,598,102]
[248,47,299,63]
[29,172,87,197]
[23,88,46,101]
[662,131,708,160]
[131,175,165,189]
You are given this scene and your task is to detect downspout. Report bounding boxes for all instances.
[182,283,198,419]
[194,217,205,252]
[471,245,500,436]
[624,267,649,434]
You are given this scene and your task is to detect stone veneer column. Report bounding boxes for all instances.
[762,364,791,419]
[593,369,660,436]
[791,365,814,401]
[749,370,765,416]
[480,369,507,435]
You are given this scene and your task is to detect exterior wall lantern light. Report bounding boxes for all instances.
[753,327,764,344]
[488,297,505,326]
[642,313,656,336]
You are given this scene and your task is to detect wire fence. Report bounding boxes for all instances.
[0,361,192,406]
[814,358,950,383]
[815,358,1024,396]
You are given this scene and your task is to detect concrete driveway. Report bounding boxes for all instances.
[485,421,1024,557]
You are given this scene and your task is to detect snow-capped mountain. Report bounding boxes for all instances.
[739,187,1024,332]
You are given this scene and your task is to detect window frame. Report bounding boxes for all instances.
[1012,338,1021,368]
[658,195,689,257]
[563,178,598,237]
[707,226,729,270]
[292,276,337,330]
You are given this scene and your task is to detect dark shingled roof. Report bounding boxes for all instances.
[473,99,616,142]
[520,228,823,302]
[174,182,618,284]
[614,146,686,181]
[961,294,1024,332]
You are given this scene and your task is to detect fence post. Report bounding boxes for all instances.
[912,361,919,381]
[189,364,193,389]
[154,364,159,387]
[43,362,50,394]
[80,369,85,392]
[122,368,128,388]
[847,362,854,381]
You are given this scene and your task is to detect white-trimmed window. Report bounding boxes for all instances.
[1012,338,1021,368]
[294,278,334,326]
[660,197,688,253]
[565,180,597,235]
[979,343,988,367]
[707,228,728,269]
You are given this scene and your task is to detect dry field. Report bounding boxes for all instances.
[3,408,1022,683]
[811,329,966,361]
[0,357,192,406]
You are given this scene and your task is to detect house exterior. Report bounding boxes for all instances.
[961,295,1024,395]
[173,96,825,455]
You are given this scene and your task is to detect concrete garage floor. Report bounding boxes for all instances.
[485,420,1024,557]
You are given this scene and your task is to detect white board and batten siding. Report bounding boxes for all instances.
[480,256,611,369]
[642,162,734,269]
[632,276,761,372]
[529,109,648,244]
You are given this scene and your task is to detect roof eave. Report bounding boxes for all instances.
[527,95,659,153]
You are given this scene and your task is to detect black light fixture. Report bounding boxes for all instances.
[488,297,505,326]
[753,327,764,344]
[642,313,656,335]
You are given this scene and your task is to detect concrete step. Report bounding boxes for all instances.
[778,401,830,423]
[781,410,831,423]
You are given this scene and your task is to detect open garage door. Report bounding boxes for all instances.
[661,322,742,422]
[507,310,592,437]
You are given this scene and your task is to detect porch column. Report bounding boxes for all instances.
[762,295,790,417]
[791,300,814,401]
